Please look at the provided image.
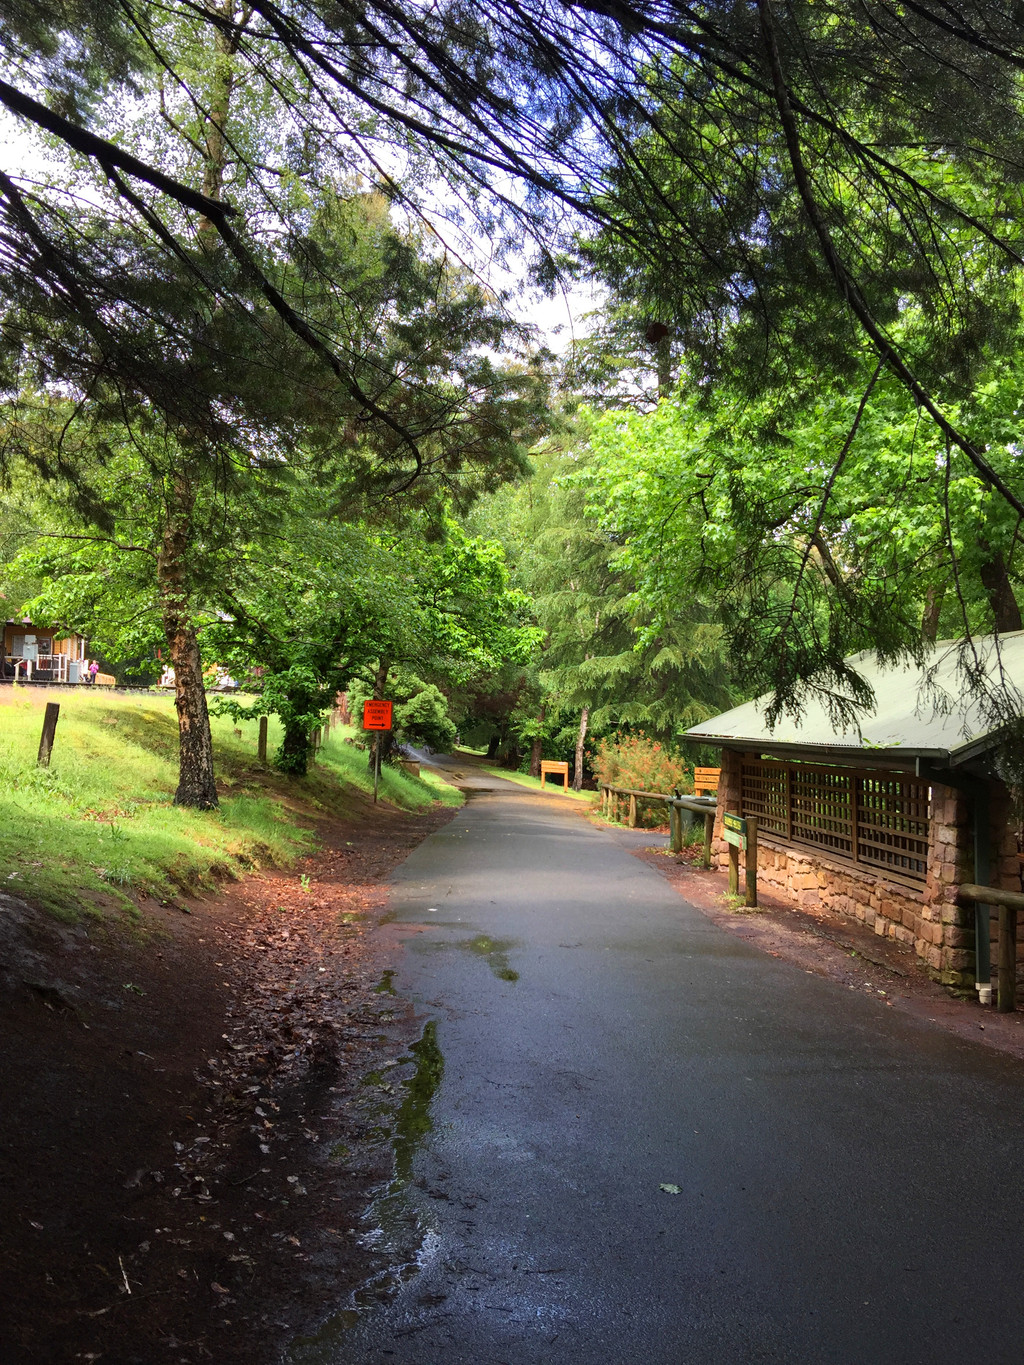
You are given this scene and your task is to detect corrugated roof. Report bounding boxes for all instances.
[684,632,1024,765]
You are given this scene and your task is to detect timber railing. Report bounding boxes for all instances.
[599,783,718,866]
[957,883,1024,1014]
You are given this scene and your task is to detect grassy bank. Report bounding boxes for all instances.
[0,689,460,920]
[317,725,463,810]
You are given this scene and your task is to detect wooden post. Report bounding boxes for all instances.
[744,816,759,908]
[670,803,682,854]
[728,840,739,895]
[37,702,59,768]
[628,793,637,828]
[998,905,1017,1013]
[703,812,714,869]
[258,716,268,764]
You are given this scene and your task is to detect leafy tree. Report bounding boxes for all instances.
[6,0,1024,498]
[577,350,1024,725]
[466,433,733,781]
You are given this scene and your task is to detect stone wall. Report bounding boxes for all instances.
[710,749,1019,989]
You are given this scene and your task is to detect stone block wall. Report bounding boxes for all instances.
[710,749,1011,988]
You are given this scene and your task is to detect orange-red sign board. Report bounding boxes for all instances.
[362,699,393,731]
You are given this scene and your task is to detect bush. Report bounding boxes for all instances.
[590,731,692,795]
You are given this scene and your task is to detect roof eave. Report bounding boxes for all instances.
[691,735,953,771]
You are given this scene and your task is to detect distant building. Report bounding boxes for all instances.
[2,619,90,683]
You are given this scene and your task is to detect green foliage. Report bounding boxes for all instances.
[464,430,734,755]
[577,353,1024,725]
[347,670,457,754]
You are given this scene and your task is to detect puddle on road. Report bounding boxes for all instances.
[409,930,521,982]
[462,934,520,982]
[287,1021,445,1363]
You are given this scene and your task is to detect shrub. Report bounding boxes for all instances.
[590,731,692,795]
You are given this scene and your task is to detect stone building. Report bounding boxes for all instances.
[685,635,1024,995]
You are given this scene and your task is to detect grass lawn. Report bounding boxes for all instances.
[0,689,460,920]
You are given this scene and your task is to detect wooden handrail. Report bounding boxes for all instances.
[957,883,1024,911]
[958,884,1020,1015]
[599,783,676,801]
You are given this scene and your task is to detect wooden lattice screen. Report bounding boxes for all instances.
[740,758,930,889]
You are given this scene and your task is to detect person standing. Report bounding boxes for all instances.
[88,659,99,685]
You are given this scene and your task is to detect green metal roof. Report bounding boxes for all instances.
[684,632,1024,768]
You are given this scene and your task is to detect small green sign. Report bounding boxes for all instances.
[723,811,747,850]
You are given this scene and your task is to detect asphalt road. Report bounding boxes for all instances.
[291,774,1024,1365]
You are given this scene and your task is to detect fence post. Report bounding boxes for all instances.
[744,816,759,908]
[628,793,637,828]
[998,905,1017,1013]
[669,801,682,854]
[702,812,714,869]
[258,715,268,763]
[728,839,739,895]
[37,702,59,768]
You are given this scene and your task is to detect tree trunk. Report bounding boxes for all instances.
[528,705,546,778]
[279,717,310,775]
[196,1,241,242]
[922,583,944,643]
[979,547,1023,633]
[157,502,218,809]
[486,732,500,760]
[573,707,589,791]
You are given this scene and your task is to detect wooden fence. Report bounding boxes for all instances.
[599,783,718,865]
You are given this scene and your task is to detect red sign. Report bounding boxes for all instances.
[362,699,393,731]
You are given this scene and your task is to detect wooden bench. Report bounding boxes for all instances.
[694,766,721,796]
[540,760,570,791]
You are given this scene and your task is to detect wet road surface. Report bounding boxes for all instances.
[290,775,1024,1364]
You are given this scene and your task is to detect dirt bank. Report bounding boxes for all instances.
[0,791,457,1365]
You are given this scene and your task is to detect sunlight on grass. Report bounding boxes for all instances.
[316,728,463,809]
[0,689,456,920]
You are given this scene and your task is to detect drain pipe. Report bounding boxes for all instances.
[973,790,993,1006]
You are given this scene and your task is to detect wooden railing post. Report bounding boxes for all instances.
[744,816,759,908]
[37,702,59,767]
[728,839,739,895]
[669,801,682,854]
[998,905,1017,1013]
[702,812,714,869]
[258,715,268,764]
[628,793,637,828]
